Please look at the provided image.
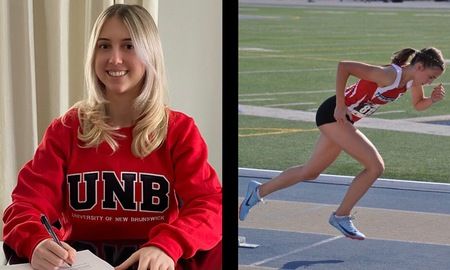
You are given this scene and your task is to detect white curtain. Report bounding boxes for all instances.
[0,0,158,238]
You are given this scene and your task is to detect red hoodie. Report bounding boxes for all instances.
[2,108,222,263]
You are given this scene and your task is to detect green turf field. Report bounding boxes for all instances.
[239,5,450,183]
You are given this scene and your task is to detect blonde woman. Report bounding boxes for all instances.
[3,4,222,270]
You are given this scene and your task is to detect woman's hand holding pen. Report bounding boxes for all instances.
[115,246,175,270]
[431,83,445,103]
[31,239,76,270]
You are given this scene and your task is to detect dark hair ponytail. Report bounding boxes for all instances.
[391,47,445,71]
[410,47,445,71]
[391,48,417,66]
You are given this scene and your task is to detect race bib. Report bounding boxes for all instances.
[350,102,380,118]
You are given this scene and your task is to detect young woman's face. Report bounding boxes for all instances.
[95,16,146,99]
[414,63,443,86]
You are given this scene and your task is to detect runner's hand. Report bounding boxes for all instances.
[431,83,445,103]
[334,104,350,124]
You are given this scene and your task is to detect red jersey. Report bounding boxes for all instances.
[2,109,222,263]
[345,64,413,122]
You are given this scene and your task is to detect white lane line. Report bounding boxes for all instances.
[238,265,277,270]
[372,110,404,116]
[239,47,279,52]
[403,115,450,122]
[239,167,450,188]
[305,10,354,15]
[415,13,450,17]
[250,235,343,266]
[239,89,334,97]
[239,104,450,136]
[239,98,276,102]
[368,12,397,16]
[266,102,315,107]
[239,68,335,74]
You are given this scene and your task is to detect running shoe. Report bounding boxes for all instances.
[239,180,262,221]
[328,212,366,240]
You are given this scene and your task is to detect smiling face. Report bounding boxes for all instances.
[413,63,443,86]
[94,16,146,99]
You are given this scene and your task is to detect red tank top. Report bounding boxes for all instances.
[344,64,413,122]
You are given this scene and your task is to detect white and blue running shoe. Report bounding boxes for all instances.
[329,212,366,240]
[239,180,263,221]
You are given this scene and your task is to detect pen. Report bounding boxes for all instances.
[40,214,72,267]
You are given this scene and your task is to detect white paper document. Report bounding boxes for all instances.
[0,249,114,270]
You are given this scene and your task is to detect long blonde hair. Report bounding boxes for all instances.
[74,4,168,158]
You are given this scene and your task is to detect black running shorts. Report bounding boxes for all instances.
[315,95,354,127]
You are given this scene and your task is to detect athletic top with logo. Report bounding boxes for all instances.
[2,108,222,263]
[345,63,413,122]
